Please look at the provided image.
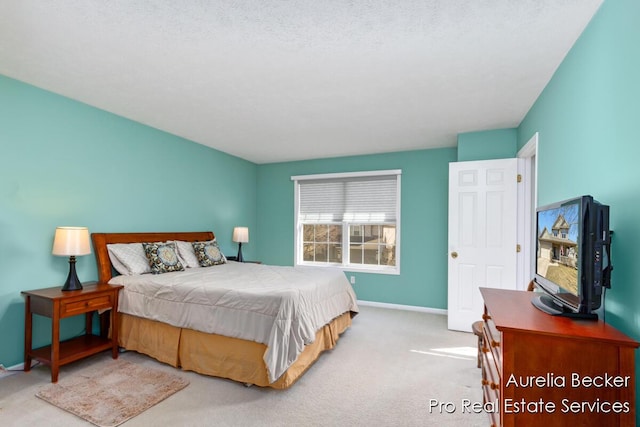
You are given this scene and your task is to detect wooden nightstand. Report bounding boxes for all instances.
[22,282,124,382]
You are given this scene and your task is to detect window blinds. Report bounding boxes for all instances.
[298,175,398,223]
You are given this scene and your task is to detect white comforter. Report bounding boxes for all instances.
[109,262,359,382]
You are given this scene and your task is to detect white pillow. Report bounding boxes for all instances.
[173,240,201,268]
[107,243,152,276]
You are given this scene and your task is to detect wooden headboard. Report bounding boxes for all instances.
[92,231,215,283]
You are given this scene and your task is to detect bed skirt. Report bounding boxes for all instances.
[117,312,353,389]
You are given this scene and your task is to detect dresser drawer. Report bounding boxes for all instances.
[482,342,501,394]
[483,311,502,426]
[482,381,500,427]
[483,316,502,370]
[60,294,114,317]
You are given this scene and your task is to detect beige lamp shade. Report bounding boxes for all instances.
[232,227,249,243]
[52,227,92,256]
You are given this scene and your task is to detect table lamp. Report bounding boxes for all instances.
[52,226,91,291]
[232,227,249,262]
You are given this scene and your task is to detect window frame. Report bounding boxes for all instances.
[292,170,401,275]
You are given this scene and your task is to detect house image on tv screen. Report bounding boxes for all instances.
[538,214,578,278]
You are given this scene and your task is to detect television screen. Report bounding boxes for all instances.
[533,195,610,319]
[535,199,580,299]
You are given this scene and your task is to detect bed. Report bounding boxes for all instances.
[92,231,358,389]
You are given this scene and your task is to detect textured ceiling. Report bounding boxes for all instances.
[0,1,603,164]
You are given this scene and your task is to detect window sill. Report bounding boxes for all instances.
[296,262,399,276]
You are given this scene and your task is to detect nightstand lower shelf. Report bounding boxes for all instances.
[30,335,113,367]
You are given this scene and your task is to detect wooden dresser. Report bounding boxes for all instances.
[480,287,638,427]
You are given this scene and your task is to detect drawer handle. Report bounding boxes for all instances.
[481,347,489,353]
[491,340,500,348]
[490,382,499,390]
[482,379,489,386]
[482,313,491,321]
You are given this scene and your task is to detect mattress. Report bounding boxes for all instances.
[109,261,359,382]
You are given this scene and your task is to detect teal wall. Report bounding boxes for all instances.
[519,0,639,333]
[518,0,640,419]
[256,148,457,308]
[0,75,257,368]
[457,128,517,161]
[4,2,639,417]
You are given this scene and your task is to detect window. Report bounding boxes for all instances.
[292,170,401,274]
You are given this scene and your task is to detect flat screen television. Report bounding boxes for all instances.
[532,195,611,320]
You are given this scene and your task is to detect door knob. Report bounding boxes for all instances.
[451,251,458,259]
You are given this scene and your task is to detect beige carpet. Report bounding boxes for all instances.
[1,307,485,426]
[35,360,189,427]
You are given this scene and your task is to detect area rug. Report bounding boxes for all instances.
[36,360,189,427]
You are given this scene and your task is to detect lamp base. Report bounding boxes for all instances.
[61,256,83,291]
[237,243,244,263]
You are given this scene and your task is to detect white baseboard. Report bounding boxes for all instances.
[0,364,18,379]
[357,299,447,316]
[9,362,25,370]
[0,360,36,378]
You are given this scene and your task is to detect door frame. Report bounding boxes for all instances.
[516,132,538,290]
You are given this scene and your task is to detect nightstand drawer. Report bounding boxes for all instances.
[61,294,113,317]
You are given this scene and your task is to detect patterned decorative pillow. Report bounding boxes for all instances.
[107,243,152,276]
[192,240,226,267]
[142,241,185,274]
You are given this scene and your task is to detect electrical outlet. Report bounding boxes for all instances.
[350,276,356,284]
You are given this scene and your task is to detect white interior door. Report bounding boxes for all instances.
[448,159,518,331]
